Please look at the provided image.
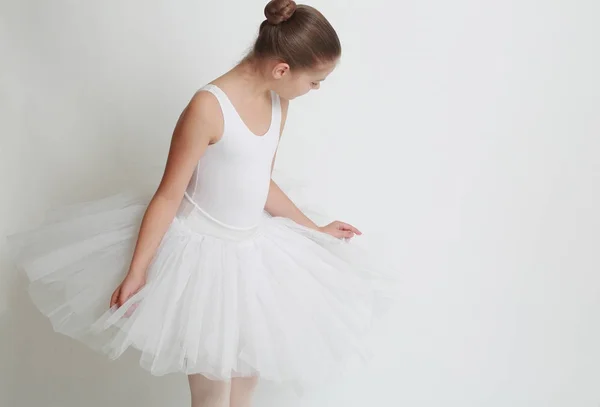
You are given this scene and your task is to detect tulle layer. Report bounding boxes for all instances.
[8,193,395,385]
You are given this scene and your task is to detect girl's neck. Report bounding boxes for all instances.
[222,59,272,99]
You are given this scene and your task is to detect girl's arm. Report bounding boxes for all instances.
[126,92,223,279]
[264,98,320,230]
[265,179,319,229]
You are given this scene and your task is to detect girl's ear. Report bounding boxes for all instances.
[272,62,290,79]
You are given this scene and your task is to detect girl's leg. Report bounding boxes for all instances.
[188,374,231,407]
[229,376,259,407]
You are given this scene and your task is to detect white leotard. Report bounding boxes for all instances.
[182,84,281,230]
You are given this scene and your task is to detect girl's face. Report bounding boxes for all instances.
[271,60,338,100]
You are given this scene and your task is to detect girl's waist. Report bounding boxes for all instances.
[174,196,260,241]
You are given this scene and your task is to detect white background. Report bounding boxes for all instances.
[1,0,599,406]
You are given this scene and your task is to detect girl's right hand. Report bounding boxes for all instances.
[110,272,146,310]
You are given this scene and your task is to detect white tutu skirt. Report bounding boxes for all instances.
[8,192,395,386]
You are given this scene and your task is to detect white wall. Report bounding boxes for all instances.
[1,0,599,406]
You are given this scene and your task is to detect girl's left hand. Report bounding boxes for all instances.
[318,221,362,240]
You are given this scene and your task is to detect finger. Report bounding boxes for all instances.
[338,222,362,235]
[334,230,354,239]
[332,230,345,239]
[343,230,355,239]
[124,302,138,318]
[110,287,120,308]
[118,292,129,308]
[350,225,362,235]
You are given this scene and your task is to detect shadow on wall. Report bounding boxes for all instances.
[0,268,189,407]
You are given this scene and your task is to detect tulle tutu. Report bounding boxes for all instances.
[7,192,395,386]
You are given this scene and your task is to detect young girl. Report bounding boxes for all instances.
[9,1,393,406]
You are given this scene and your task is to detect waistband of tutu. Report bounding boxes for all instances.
[174,198,259,241]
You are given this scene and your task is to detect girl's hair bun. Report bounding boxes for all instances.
[264,0,297,25]
[251,1,341,69]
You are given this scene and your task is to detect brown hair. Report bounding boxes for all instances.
[247,0,341,69]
